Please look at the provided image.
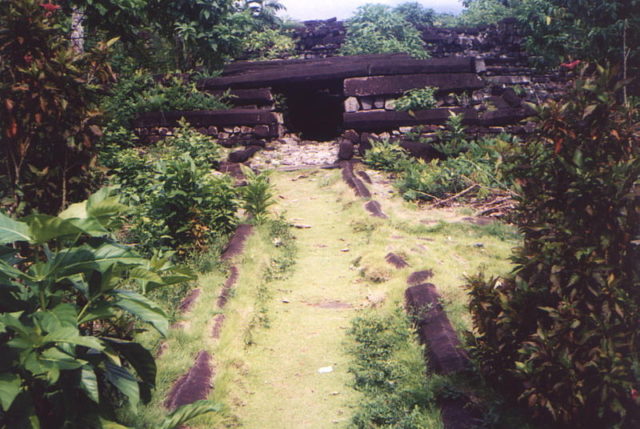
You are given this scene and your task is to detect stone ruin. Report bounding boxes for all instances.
[133,18,571,163]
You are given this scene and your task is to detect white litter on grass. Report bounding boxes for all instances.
[317,366,333,374]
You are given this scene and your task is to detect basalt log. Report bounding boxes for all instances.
[199,56,477,90]
[344,73,483,97]
[207,88,273,106]
[132,109,279,129]
[343,108,478,131]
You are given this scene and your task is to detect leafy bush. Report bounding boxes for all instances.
[396,136,514,201]
[241,28,295,60]
[363,138,411,172]
[348,309,438,428]
[467,68,640,427]
[0,189,202,427]
[239,167,275,222]
[394,2,436,29]
[158,119,222,169]
[0,0,115,215]
[340,4,429,59]
[394,86,439,112]
[103,73,229,129]
[129,155,238,256]
[433,111,470,156]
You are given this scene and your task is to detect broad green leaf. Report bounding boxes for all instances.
[103,338,156,386]
[160,400,221,429]
[105,361,140,411]
[80,366,100,403]
[77,302,117,325]
[0,373,21,411]
[39,347,86,370]
[99,418,131,429]
[0,212,31,244]
[112,290,169,336]
[23,214,82,244]
[38,304,78,333]
[52,243,144,280]
[42,327,104,350]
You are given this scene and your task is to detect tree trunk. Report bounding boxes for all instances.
[70,8,85,54]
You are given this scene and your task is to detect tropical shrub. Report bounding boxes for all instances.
[240,28,295,60]
[0,0,115,215]
[433,111,471,157]
[394,86,438,112]
[363,138,411,172]
[0,189,203,427]
[157,119,222,169]
[339,4,429,59]
[128,155,238,256]
[102,73,230,130]
[467,68,640,427]
[239,167,275,222]
[394,2,435,29]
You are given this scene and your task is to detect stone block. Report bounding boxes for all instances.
[384,98,397,110]
[344,97,360,112]
[253,124,270,138]
[360,96,374,110]
[337,140,354,161]
[373,97,385,109]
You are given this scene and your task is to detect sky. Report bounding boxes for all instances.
[277,0,465,22]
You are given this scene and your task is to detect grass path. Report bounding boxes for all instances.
[143,166,520,428]
[212,167,518,428]
[215,170,371,428]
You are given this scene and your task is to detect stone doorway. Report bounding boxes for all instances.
[276,81,344,141]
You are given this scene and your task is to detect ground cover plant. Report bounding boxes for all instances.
[394,87,439,112]
[467,67,640,427]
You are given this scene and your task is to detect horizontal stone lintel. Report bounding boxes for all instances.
[343,107,532,130]
[132,109,279,129]
[344,73,484,97]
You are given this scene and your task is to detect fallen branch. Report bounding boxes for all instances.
[434,184,479,207]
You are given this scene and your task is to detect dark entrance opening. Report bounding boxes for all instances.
[276,81,344,141]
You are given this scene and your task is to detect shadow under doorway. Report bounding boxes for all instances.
[275,82,344,141]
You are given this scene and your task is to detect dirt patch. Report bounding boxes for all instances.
[211,314,226,339]
[407,270,434,286]
[178,288,201,313]
[165,351,214,410]
[364,200,387,218]
[306,300,353,309]
[341,160,371,199]
[385,252,409,269]
[222,224,254,260]
[217,265,239,308]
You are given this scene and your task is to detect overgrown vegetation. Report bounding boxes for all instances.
[363,114,515,202]
[347,309,441,428]
[394,86,438,112]
[0,189,218,428]
[339,4,429,59]
[467,67,640,427]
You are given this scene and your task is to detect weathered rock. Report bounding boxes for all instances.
[360,96,373,110]
[344,108,478,130]
[344,97,360,112]
[253,124,271,138]
[405,283,470,375]
[344,73,484,97]
[399,141,446,162]
[337,140,354,160]
[385,252,409,269]
[178,288,201,314]
[341,129,360,144]
[341,161,371,199]
[222,225,254,260]
[228,145,262,163]
[364,200,387,219]
[407,270,434,286]
[133,109,278,129]
[357,170,372,184]
[217,266,239,308]
[164,351,213,410]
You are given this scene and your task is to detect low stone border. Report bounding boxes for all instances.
[364,200,387,218]
[165,351,214,410]
[405,282,481,428]
[222,224,254,260]
[385,252,409,269]
[340,160,371,199]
